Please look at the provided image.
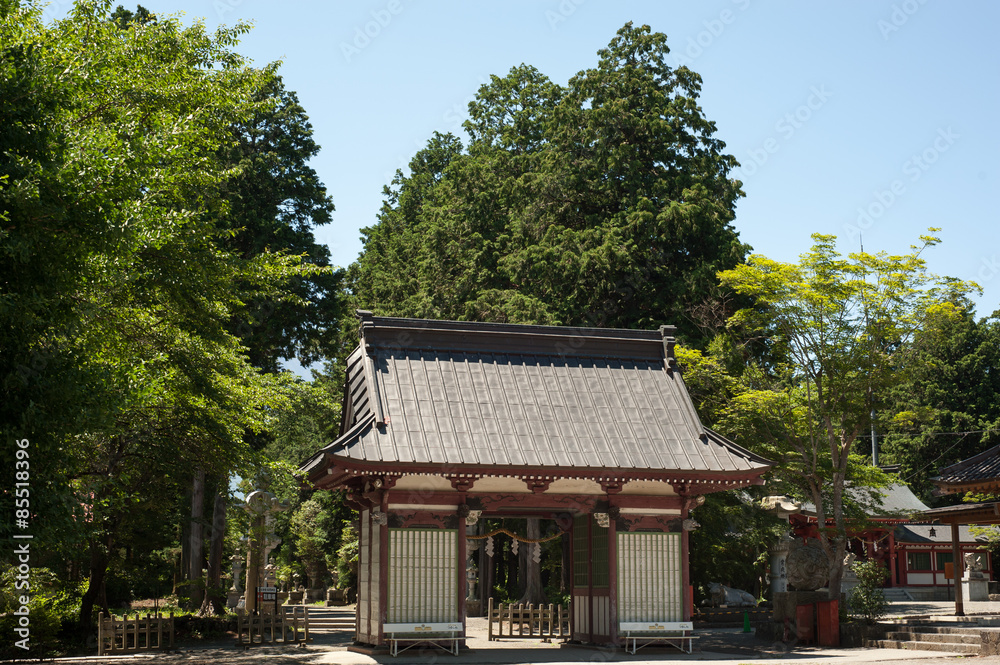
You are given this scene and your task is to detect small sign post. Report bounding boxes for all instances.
[256,586,278,615]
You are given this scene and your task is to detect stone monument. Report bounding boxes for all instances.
[768,534,792,594]
[773,539,831,623]
[761,496,801,597]
[963,552,989,601]
[840,552,859,596]
[227,554,244,609]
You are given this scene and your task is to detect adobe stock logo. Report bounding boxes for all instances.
[845,127,958,242]
[669,0,753,68]
[734,85,833,180]
[878,0,931,40]
[340,0,406,63]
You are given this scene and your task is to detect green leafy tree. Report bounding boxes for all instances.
[880,305,1000,502]
[715,231,976,599]
[0,1,328,629]
[687,492,786,602]
[350,23,747,344]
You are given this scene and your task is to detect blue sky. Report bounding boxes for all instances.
[48,1,1000,323]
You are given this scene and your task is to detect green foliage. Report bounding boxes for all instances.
[350,23,747,345]
[220,75,346,372]
[715,231,976,596]
[688,492,787,601]
[334,523,358,590]
[880,305,1000,502]
[848,559,888,624]
[0,0,339,628]
[0,566,86,658]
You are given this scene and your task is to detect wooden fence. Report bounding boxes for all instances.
[487,599,570,641]
[235,605,309,646]
[98,612,174,656]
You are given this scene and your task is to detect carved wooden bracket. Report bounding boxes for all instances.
[447,475,478,492]
[523,477,553,494]
[600,479,623,495]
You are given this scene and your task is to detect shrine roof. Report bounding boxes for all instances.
[932,443,1000,495]
[798,483,929,520]
[894,523,985,544]
[300,313,771,485]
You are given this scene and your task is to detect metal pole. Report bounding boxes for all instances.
[871,409,878,467]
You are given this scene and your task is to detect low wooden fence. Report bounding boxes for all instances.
[487,598,570,641]
[98,612,174,656]
[235,606,309,646]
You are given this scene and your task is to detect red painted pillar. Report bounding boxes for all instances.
[457,509,467,637]
[607,509,618,646]
[952,522,964,616]
[888,529,898,587]
[586,514,594,643]
[377,497,389,646]
[354,511,363,643]
[681,502,691,622]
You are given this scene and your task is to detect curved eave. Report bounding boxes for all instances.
[300,418,773,492]
[299,417,375,484]
[704,427,774,470]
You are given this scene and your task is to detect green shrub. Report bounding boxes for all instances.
[334,523,358,590]
[848,559,888,624]
[0,565,86,659]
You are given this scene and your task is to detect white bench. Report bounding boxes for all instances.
[619,621,696,654]
[383,622,463,656]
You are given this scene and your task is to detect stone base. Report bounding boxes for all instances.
[466,600,482,616]
[773,591,830,622]
[226,590,242,609]
[963,577,989,601]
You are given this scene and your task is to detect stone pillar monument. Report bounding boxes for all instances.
[962,552,989,601]
[227,553,244,609]
[769,535,792,595]
[243,490,287,613]
[761,496,802,597]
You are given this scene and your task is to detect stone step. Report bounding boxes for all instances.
[885,630,980,645]
[893,620,1000,632]
[280,606,355,633]
[865,639,980,655]
[882,588,912,601]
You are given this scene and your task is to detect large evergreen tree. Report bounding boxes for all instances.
[350,23,747,345]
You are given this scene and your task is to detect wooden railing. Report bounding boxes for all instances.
[235,606,309,646]
[98,612,174,656]
[487,598,570,641]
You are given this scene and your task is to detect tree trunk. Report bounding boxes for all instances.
[518,518,546,604]
[826,538,847,601]
[200,488,227,615]
[79,538,111,626]
[187,468,205,607]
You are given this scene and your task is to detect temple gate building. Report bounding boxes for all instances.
[300,313,772,648]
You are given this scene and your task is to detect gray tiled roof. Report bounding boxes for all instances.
[301,315,771,478]
[932,443,1000,492]
[894,523,985,544]
[798,483,929,518]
